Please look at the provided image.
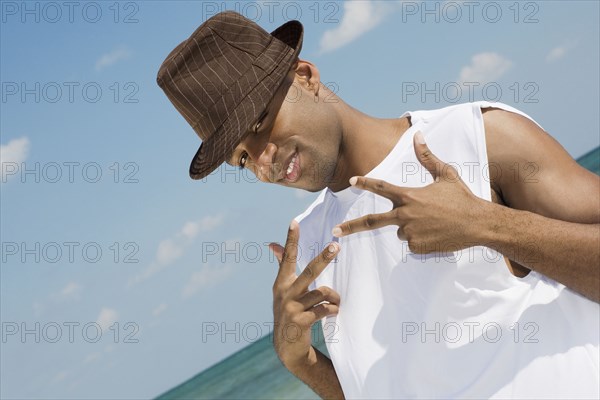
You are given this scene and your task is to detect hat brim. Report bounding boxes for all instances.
[189,20,303,180]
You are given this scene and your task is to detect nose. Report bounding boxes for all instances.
[250,142,278,182]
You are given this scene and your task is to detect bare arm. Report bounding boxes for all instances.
[287,346,345,399]
[477,201,599,301]
[482,108,600,302]
[269,221,345,399]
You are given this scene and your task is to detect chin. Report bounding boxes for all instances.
[282,180,317,192]
[303,181,328,193]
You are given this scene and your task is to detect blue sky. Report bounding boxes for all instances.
[1,1,599,398]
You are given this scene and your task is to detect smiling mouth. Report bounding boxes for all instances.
[283,151,301,183]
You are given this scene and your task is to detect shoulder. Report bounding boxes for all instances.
[480,105,599,223]
[478,105,546,192]
[481,105,564,174]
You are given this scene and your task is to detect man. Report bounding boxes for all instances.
[157,11,599,399]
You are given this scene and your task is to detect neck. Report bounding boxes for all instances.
[327,102,411,192]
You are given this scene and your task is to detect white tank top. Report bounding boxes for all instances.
[294,101,599,399]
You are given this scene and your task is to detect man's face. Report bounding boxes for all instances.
[226,62,343,192]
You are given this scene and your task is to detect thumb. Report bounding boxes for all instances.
[267,242,284,264]
[413,131,458,182]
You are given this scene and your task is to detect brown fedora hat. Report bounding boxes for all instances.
[156,11,303,180]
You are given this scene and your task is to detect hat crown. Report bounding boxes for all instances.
[157,12,274,141]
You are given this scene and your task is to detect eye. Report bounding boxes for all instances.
[238,151,248,170]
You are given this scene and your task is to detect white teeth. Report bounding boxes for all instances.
[286,154,297,176]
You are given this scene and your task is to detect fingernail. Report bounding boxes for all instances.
[290,220,297,230]
[332,226,342,237]
[415,131,426,145]
[349,176,358,186]
[328,243,338,253]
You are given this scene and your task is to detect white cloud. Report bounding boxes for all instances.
[546,41,577,63]
[48,281,83,303]
[83,352,101,364]
[152,303,167,317]
[32,282,81,318]
[156,239,184,265]
[546,46,567,62]
[458,52,513,84]
[96,307,118,331]
[129,214,225,285]
[181,221,200,239]
[60,281,82,298]
[95,46,131,71]
[182,265,232,299]
[51,370,69,384]
[319,1,393,54]
[1,136,30,182]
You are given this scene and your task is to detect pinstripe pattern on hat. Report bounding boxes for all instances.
[156,11,303,180]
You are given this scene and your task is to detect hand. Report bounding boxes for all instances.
[268,220,341,372]
[332,131,487,254]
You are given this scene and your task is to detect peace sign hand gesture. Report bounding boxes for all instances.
[269,220,340,372]
[332,131,487,254]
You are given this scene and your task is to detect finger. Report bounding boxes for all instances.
[280,220,300,277]
[298,286,341,309]
[305,303,339,323]
[349,176,401,201]
[332,209,397,238]
[396,227,407,241]
[413,131,459,182]
[268,242,284,264]
[291,242,339,295]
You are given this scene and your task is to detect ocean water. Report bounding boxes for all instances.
[157,146,599,399]
[577,146,600,175]
[156,323,330,399]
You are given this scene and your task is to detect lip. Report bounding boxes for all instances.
[280,150,301,183]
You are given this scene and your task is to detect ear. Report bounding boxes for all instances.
[293,59,320,96]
